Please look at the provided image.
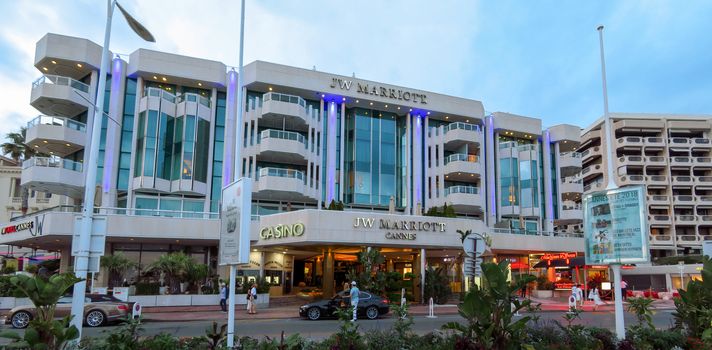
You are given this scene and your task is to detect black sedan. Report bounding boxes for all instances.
[298,290,390,320]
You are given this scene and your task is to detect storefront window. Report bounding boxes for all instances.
[265,270,283,286]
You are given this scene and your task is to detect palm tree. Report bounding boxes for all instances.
[100,253,138,288]
[2,127,37,215]
[145,252,192,294]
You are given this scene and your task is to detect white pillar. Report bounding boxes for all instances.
[485,116,497,225]
[101,57,127,208]
[542,131,554,232]
[554,143,563,221]
[222,70,238,186]
[339,103,346,202]
[405,113,412,214]
[413,114,423,214]
[317,99,325,209]
[420,248,426,302]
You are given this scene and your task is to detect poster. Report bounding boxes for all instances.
[219,178,252,265]
[583,186,649,265]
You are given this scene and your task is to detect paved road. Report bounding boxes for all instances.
[0,309,677,342]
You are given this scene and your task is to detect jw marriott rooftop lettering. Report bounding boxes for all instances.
[353,217,446,232]
[330,78,427,105]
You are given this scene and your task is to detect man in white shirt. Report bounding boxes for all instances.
[349,281,360,322]
[620,280,628,301]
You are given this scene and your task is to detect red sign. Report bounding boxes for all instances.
[1,221,33,235]
[541,252,577,261]
[555,282,575,290]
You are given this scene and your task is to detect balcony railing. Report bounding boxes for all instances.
[692,138,711,145]
[444,122,481,133]
[561,151,582,158]
[561,176,582,184]
[258,167,305,181]
[143,87,176,103]
[648,156,666,163]
[517,144,537,152]
[673,176,693,184]
[32,75,89,93]
[696,157,712,164]
[562,204,582,211]
[11,197,21,204]
[617,136,643,145]
[498,141,517,149]
[698,176,712,183]
[22,157,83,172]
[27,115,86,132]
[700,215,712,222]
[671,157,691,164]
[674,195,695,202]
[260,129,307,146]
[263,92,306,108]
[444,185,479,196]
[177,93,211,108]
[669,138,690,145]
[618,155,644,163]
[676,215,697,222]
[444,153,478,164]
[648,195,668,202]
[645,137,665,145]
[649,175,667,182]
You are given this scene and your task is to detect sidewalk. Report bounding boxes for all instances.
[140,298,676,323]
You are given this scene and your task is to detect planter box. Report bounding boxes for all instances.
[191,295,220,305]
[128,295,157,307]
[156,295,192,307]
[533,290,553,298]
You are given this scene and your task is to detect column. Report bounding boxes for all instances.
[322,250,334,297]
[412,251,422,303]
[554,143,563,221]
[420,248,426,303]
[222,70,238,186]
[339,103,346,202]
[59,248,72,274]
[317,99,325,209]
[542,131,555,232]
[438,130,446,199]
[485,115,498,225]
[325,101,338,204]
[405,113,412,214]
[413,114,423,214]
[101,58,127,208]
[423,116,429,208]
[259,252,265,278]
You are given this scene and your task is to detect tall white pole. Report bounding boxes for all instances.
[598,25,625,340]
[70,0,114,337]
[227,0,246,347]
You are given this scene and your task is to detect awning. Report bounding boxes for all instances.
[533,257,586,268]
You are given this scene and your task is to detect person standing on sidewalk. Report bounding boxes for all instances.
[576,284,584,308]
[219,283,227,312]
[620,280,628,300]
[590,285,604,311]
[349,281,360,321]
[248,283,258,314]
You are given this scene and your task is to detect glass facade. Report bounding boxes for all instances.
[117,78,137,191]
[210,92,226,213]
[499,157,519,206]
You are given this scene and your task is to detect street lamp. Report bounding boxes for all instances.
[70,0,154,338]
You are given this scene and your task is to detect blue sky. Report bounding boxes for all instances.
[0,0,710,140]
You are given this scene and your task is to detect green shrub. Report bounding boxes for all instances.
[135,282,160,295]
[625,326,685,350]
[140,333,180,350]
[0,275,23,297]
[424,266,451,304]
[674,256,712,346]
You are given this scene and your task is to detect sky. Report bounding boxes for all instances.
[0,0,710,142]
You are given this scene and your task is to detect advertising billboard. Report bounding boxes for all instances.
[219,178,252,265]
[583,186,649,265]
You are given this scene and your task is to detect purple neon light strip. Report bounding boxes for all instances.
[102,58,123,193]
[326,102,336,202]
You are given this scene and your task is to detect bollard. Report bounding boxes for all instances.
[425,297,437,318]
[567,295,577,313]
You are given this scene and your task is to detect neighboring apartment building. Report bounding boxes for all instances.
[579,113,712,258]
[0,33,584,298]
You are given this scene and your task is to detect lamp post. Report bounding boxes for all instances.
[70,0,154,338]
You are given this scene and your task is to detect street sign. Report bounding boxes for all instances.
[463,236,486,276]
[72,216,107,273]
[583,186,649,265]
[219,178,252,265]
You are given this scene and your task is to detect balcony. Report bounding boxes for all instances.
[647,195,669,205]
[694,157,712,168]
[260,92,309,128]
[675,215,698,224]
[697,177,712,189]
[255,167,316,201]
[559,152,582,169]
[580,129,601,148]
[646,175,667,186]
[699,196,712,205]
[30,75,91,117]
[443,122,481,148]
[583,181,604,193]
[673,195,695,205]
[25,115,86,157]
[560,203,582,222]
[700,215,712,222]
[443,154,481,181]
[580,146,601,163]
[444,185,482,214]
[256,129,309,164]
[581,163,603,181]
[619,175,645,186]
[645,137,666,148]
[618,155,644,166]
[616,136,643,149]
[649,234,674,246]
[668,138,691,148]
[672,176,694,186]
[560,177,583,194]
[647,156,667,166]
[677,235,700,246]
[691,138,711,149]
[648,215,671,226]
[21,157,84,198]
[670,157,692,166]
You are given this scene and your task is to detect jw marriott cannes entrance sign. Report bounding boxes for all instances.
[329,77,428,105]
[353,217,446,241]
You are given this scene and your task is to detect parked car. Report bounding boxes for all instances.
[5,294,134,329]
[298,290,389,320]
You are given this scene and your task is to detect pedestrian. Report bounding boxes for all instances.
[589,285,604,311]
[576,284,584,308]
[219,283,227,312]
[571,284,582,309]
[248,283,258,314]
[620,280,628,300]
[349,281,360,322]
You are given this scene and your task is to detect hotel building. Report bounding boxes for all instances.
[579,114,712,258]
[0,33,584,298]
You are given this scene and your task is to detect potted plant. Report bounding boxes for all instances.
[533,275,555,298]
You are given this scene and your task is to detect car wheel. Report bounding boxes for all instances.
[85,310,105,327]
[307,307,321,320]
[366,306,379,320]
[11,311,31,329]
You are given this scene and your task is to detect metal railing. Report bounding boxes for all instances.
[696,157,712,163]
[260,129,306,145]
[258,167,305,181]
[263,92,307,108]
[97,207,219,219]
[678,235,699,242]
[561,176,582,184]
[27,115,86,133]
[22,157,83,172]
[10,197,21,204]
[650,215,670,221]
[490,228,582,237]
[698,196,712,202]
[498,141,517,149]
[32,75,89,93]
[9,205,81,222]
[444,185,479,196]
[177,93,211,108]
[618,155,643,162]
[562,203,582,211]
[444,122,481,133]
[444,153,479,164]
[143,87,176,103]
[672,157,691,163]
[517,144,537,152]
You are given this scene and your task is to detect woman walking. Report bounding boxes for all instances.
[589,285,605,311]
[248,283,258,314]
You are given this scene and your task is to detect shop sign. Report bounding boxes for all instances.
[1,221,34,235]
[541,252,577,261]
[265,260,284,268]
[260,223,305,240]
[555,282,575,290]
[329,78,428,105]
[385,232,416,240]
[353,217,446,241]
[583,186,649,265]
